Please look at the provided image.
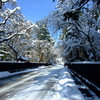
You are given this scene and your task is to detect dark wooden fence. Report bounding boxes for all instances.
[0,61,51,71]
[67,62,100,88]
[66,62,100,97]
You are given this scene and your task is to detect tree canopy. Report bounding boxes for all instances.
[0,0,55,62]
[44,0,100,62]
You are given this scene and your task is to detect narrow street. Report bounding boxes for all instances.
[0,65,99,100]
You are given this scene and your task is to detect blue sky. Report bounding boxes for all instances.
[16,0,57,23]
[16,0,59,40]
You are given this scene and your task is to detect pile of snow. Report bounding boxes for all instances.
[0,68,35,78]
[0,65,46,78]
[0,71,11,78]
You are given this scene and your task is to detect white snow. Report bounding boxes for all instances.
[20,57,29,61]
[0,68,34,78]
[72,61,100,64]
[0,71,11,78]
[0,65,85,100]
[43,66,85,100]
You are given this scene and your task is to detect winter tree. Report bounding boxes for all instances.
[43,0,100,62]
[0,0,39,61]
[28,21,55,63]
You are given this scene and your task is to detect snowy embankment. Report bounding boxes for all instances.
[0,68,34,78]
[0,65,85,100]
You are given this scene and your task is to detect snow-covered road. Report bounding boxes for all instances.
[0,65,85,100]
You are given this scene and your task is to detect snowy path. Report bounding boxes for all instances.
[0,65,85,100]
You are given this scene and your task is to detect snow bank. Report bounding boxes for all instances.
[0,65,47,78]
[0,68,34,78]
[0,71,11,78]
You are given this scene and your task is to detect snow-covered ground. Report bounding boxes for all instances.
[0,68,34,78]
[0,65,91,100]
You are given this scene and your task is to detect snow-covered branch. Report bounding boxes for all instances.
[45,0,100,61]
[0,32,25,43]
[0,7,20,25]
[0,50,14,58]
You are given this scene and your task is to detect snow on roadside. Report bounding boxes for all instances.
[0,71,11,78]
[43,66,85,100]
[0,67,41,78]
